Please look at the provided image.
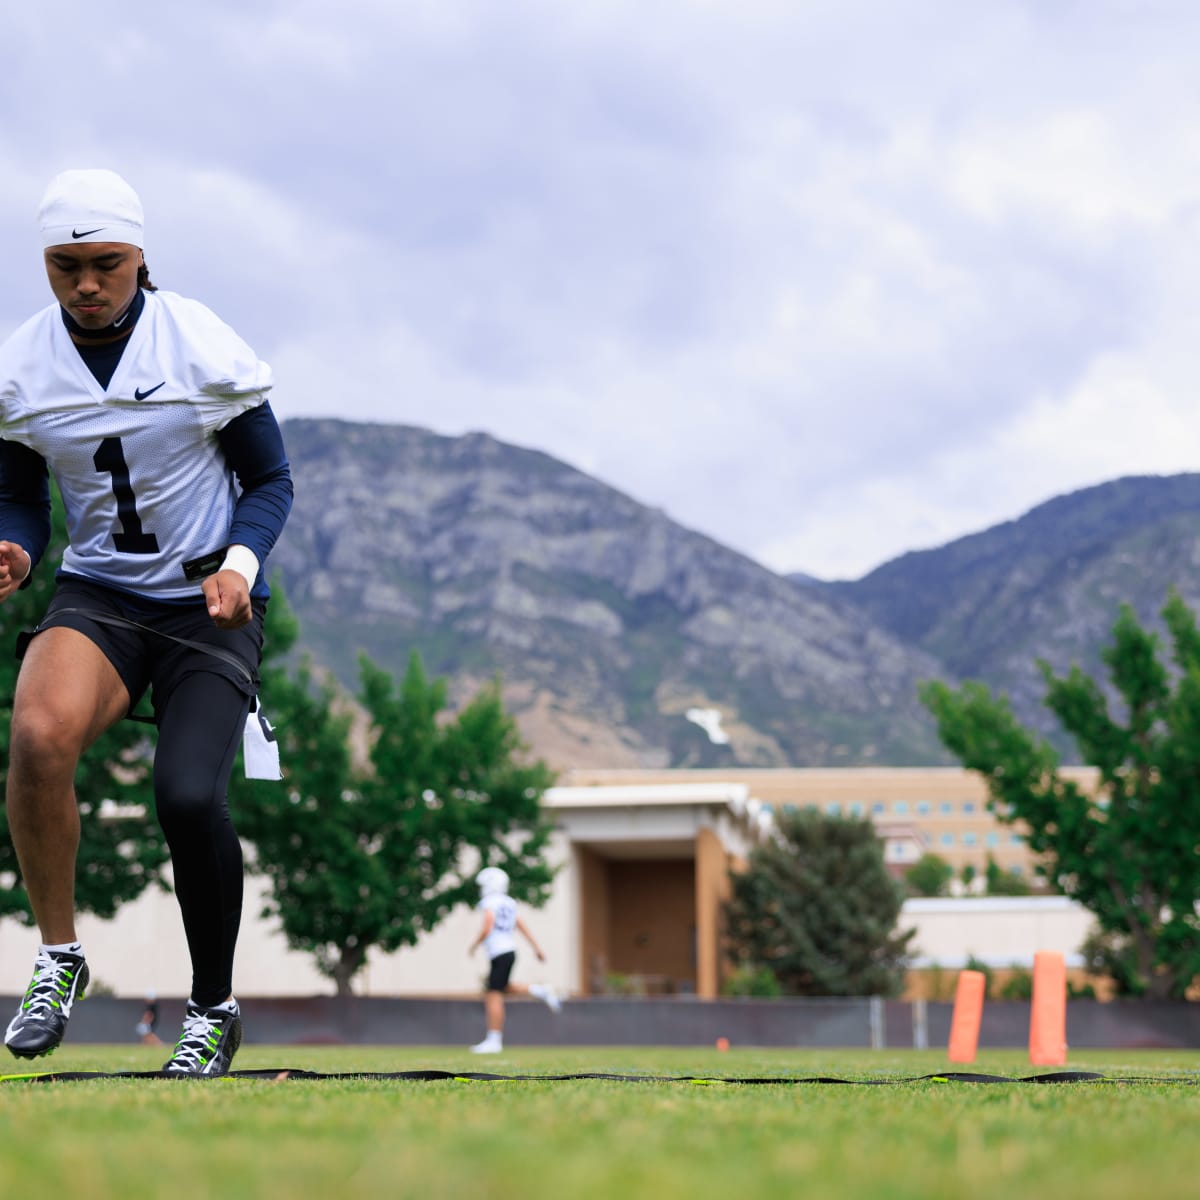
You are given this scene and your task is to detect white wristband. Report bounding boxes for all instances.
[219,544,260,590]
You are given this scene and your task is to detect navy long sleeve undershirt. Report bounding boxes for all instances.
[216,400,294,579]
[0,440,52,581]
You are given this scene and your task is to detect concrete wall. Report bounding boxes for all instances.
[0,832,577,1002]
[3,993,1195,1051]
[903,896,1096,969]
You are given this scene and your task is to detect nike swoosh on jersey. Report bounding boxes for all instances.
[134,382,166,401]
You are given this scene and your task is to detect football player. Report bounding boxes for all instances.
[0,169,293,1076]
[468,866,561,1053]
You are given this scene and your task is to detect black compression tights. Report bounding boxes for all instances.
[152,671,251,1008]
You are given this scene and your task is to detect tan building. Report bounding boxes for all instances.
[0,768,1101,1002]
[0,780,777,1003]
[561,766,1102,885]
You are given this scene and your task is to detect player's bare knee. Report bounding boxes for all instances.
[8,704,87,770]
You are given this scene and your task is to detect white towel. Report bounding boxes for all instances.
[243,696,282,780]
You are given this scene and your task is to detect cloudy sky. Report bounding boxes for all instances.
[3,1,1198,579]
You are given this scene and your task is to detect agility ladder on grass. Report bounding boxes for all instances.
[2,1068,1197,1086]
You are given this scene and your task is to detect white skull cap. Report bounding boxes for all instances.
[38,169,144,249]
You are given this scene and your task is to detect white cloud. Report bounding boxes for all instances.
[4,1,1200,580]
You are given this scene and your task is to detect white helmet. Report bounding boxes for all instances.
[476,866,510,897]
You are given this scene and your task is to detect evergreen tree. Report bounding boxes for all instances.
[724,808,914,996]
[920,590,1200,999]
[232,605,556,996]
[0,491,168,924]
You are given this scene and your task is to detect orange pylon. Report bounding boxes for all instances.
[947,969,986,1063]
[1029,951,1067,1066]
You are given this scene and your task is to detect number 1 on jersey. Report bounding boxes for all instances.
[94,436,160,554]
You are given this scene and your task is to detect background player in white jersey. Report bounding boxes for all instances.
[0,169,293,1076]
[467,866,561,1053]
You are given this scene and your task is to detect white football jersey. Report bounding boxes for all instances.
[0,291,272,600]
[479,893,519,958]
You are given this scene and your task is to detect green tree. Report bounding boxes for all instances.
[964,953,996,999]
[920,591,1200,999]
[984,854,1030,897]
[904,852,954,897]
[998,965,1034,1001]
[1079,928,1145,997]
[0,492,168,925]
[232,611,557,996]
[723,808,914,996]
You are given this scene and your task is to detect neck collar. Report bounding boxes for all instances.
[60,286,146,343]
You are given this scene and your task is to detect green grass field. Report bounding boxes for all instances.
[1,1045,1197,1200]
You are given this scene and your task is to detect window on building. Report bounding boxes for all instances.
[985,832,1000,847]
[893,801,909,815]
[872,803,886,816]
[962,832,977,846]
[940,833,954,846]
[848,802,864,816]
[939,801,953,814]
[962,802,976,814]
[825,802,840,815]
[917,801,931,815]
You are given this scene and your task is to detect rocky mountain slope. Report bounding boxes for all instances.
[822,474,1200,749]
[271,422,1200,768]
[270,420,951,769]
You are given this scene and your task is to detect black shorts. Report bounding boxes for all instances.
[487,952,516,992]
[20,574,265,721]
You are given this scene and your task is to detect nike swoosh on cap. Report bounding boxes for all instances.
[134,382,166,401]
[72,228,104,238]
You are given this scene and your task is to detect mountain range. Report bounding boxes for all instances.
[269,419,1200,769]
[819,474,1200,749]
